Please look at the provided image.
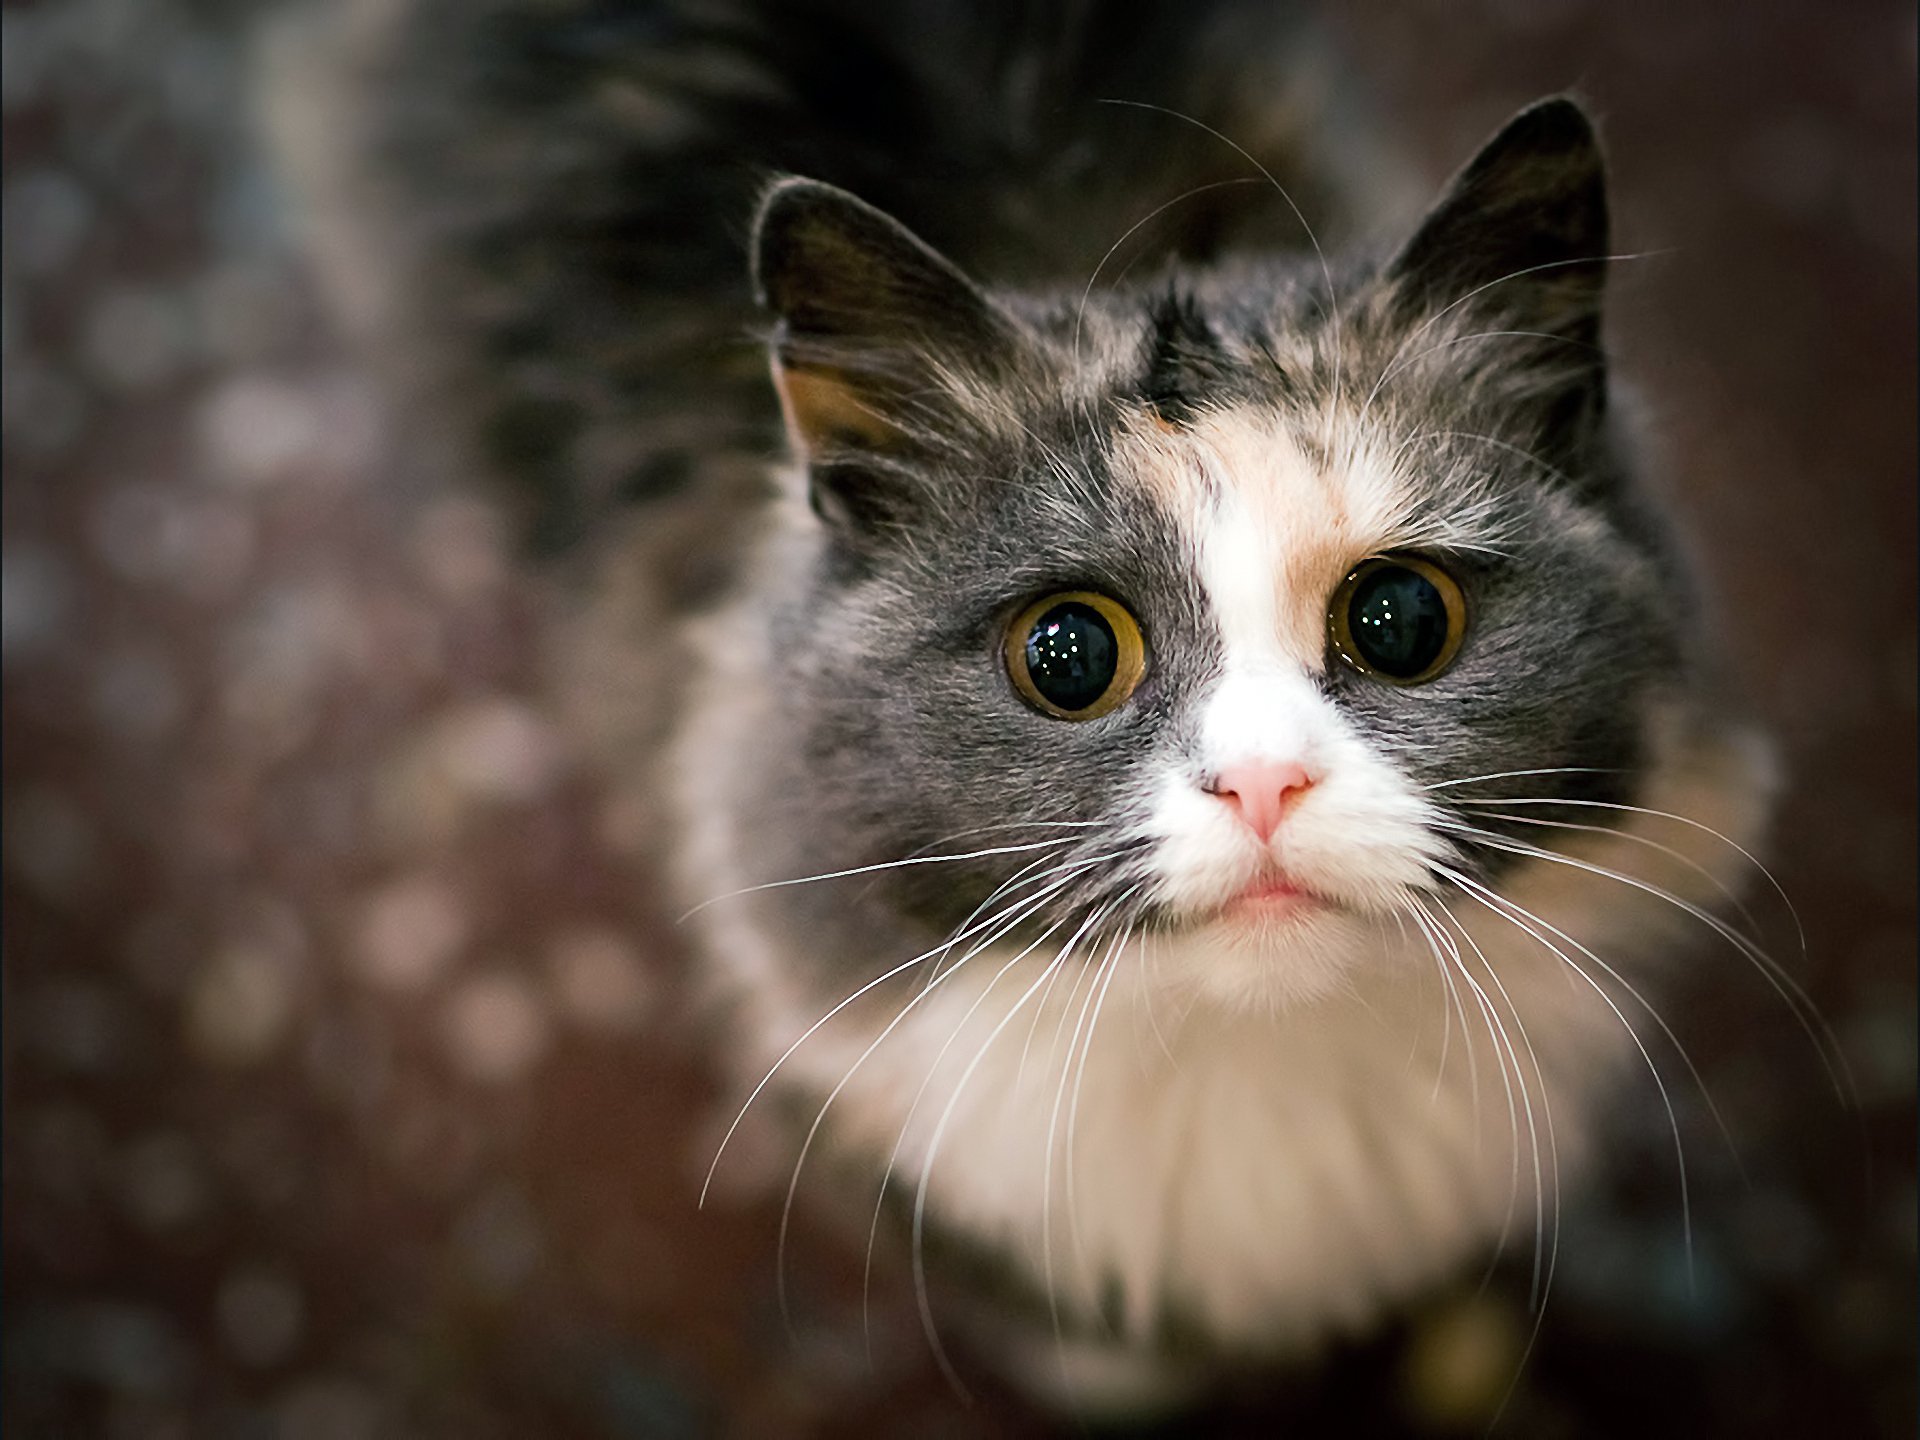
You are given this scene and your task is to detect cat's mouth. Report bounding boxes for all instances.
[1220,867,1324,922]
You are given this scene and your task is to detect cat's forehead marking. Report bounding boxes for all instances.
[1116,405,1409,672]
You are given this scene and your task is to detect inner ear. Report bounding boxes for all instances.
[769,364,906,456]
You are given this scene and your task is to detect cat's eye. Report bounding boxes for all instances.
[1005,591,1146,720]
[1328,555,1467,684]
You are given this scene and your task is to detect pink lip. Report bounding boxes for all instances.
[1226,873,1319,917]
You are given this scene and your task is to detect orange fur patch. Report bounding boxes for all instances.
[772,361,903,454]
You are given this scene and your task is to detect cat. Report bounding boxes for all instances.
[267,0,1782,1413]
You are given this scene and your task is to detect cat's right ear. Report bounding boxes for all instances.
[1384,97,1609,343]
[1381,98,1612,463]
[752,178,1028,533]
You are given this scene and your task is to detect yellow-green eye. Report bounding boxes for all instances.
[1005,591,1146,720]
[1328,555,1467,684]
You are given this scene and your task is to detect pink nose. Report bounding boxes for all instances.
[1210,760,1313,842]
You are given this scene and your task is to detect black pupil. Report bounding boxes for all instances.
[1348,565,1450,678]
[1025,602,1119,712]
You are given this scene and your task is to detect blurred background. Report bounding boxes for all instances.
[2,1,1913,1435]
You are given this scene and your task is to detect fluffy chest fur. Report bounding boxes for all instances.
[789,923,1594,1350]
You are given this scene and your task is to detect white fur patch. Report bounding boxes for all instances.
[1114,406,1450,1003]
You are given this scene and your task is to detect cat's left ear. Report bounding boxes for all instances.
[1386,95,1609,357]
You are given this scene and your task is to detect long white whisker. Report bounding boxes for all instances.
[1409,898,1526,1254]
[1422,899,1563,1431]
[1047,924,1124,1245]
[854,855,1112,1168]
[1356,328,1598,432]
[920,847,1137,991]
[1016,900,1117,1093]
[782,878,1085,1334]
[1438,863,1699,1284]
[1421,766,1624,792]
[1460,808,1767,946]
[1137,928,1177,1068]
[856,864,1131,1350]
[1439,824,1851,1102]
[701,853,1092,1208]
[914,849,1083,995]
[1063,908,1134,1296]
[1432,838,1745,1166]
[1071,177,1266,366]
[1449,795,1806,961]
[1359,248,1662,432]
[1424,895,1560,1311]
[1093,97,1343,453]
[908,904,1114,1398]
[1413,898,1477,1108]
[1044,902,1138,1375]
[679,837,1077,920]
[1400,426,1580,488]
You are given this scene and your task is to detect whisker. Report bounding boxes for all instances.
[1045,920,1121,1276]
[1438,862,1700,1282]
[679,836,1078,921]
[1071,177,1266,367]
[897,819,1111,861]
[1356,247,1664,433]
[1129,925,1179,1071]
[1044,904,1138,1376]
[1436,821,1774,1152]
[1424,895,1561,1312]
[869,900,1082,1366]
[1401,426,1580,489]
[1408,898,1527,1260]
[701,856,1088,1208]
[1421,766,1626,792]
[920,846,1140,991]
[1422,898,1562,1429]
[1356,328,1599,434]
[783,879,1083,1335]
[1460,808,1767,947]
[1437,823,1852,1102]
[1016,890,1129,1095]
[1063,905,1134,1297]
[913,849,1084,996]
[1405,896,1476,1107]
[907,903,1118,1398]
[1093,97,1344,453]
[1444,851,1741,1168]
[1139,930,1178,1068]
[1034,910,1108,1096]
[1449,795,1806,962]
[858,868,1130,1354]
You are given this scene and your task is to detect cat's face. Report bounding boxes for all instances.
[741,100,1687,1007]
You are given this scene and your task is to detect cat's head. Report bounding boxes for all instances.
[732,99,1707,1007]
